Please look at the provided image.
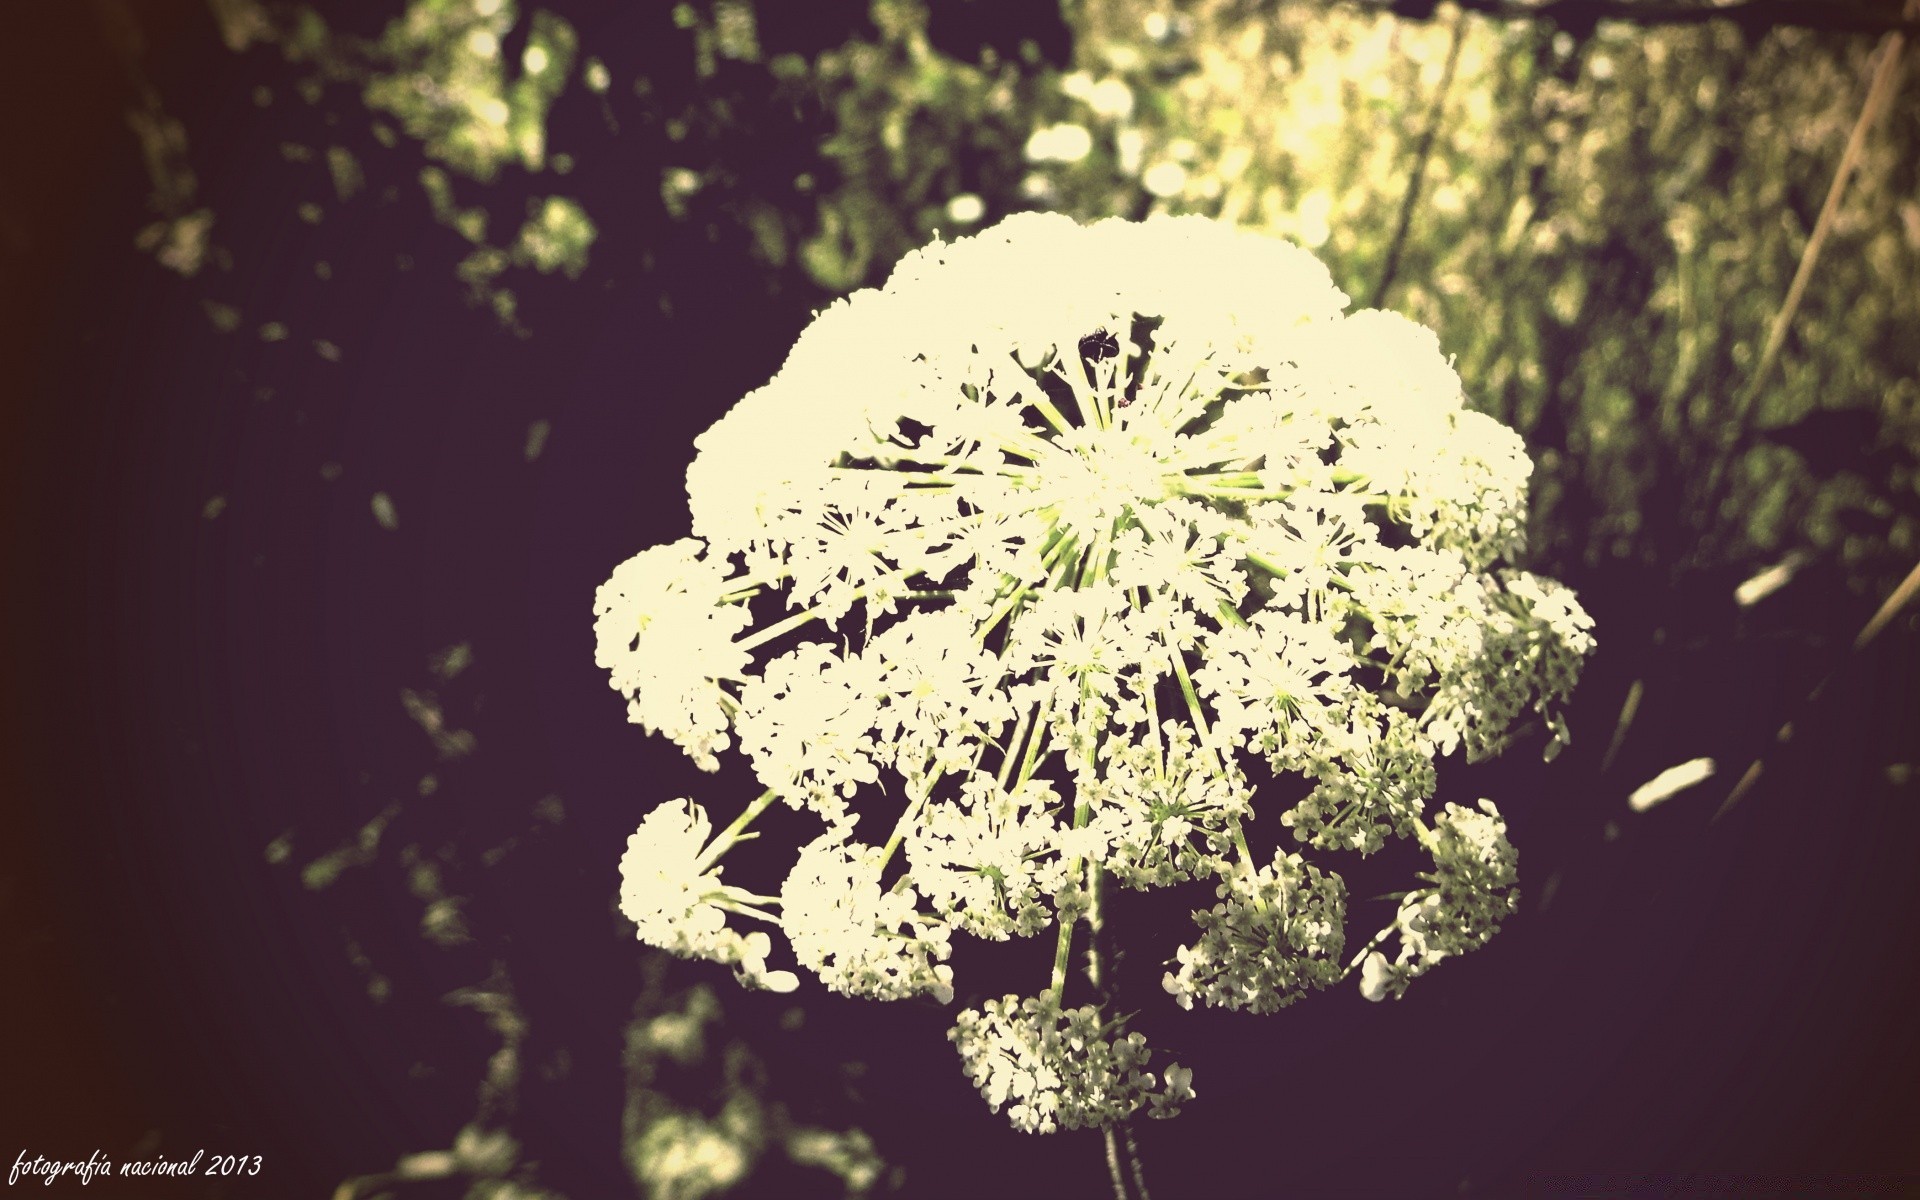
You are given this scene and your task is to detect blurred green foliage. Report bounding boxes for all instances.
[287,650,890,1200]
[621,972,888,1200]
[178,0,1914,590]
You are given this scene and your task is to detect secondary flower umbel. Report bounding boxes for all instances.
[595,212,1593,1132]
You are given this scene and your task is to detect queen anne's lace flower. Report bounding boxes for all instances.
[949,994,1172,1134]
[595,213,1592,1132]
[1360,800,1520,1002]
[594,540,752,771]
[780,836,955,1003]
[1081,724,1247,889]
[1163,851,1346,1014]
[733,644,886,829]
[907,773,1063,939]
[618,800,798,993]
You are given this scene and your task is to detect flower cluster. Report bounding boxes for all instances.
[594,541,753,772]
[617,800,798,994]
[1359,800,1521,1002]
[781,835,955,1003]
[1163,850,1346,1014]
[594,213,1592,1131]
[950,994,1190,1133]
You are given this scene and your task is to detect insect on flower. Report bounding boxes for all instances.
[1078,326,1120,363]
[1078,325,1135,406]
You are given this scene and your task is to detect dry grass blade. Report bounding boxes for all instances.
[1715,557,1920,820]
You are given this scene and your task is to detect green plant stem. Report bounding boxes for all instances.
[1123,1125,1152,1200]
[1340,924,1398,983]
[1169,651,1224,777]
[1049,897,1077,997]
[1104,1128,1130,1200]
[1015,690,1055,789]
[996,702,1038,791]
[695,789,778,872]
[1027,391,1078,437]
[879,767,949,865]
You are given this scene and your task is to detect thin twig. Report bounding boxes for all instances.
[1737,13,1913,418]
[1705,6,1913,500]
[1599,677,1643,773]
[1715,557,1920,820]
[1371,8,1469,310]
[1853,553,1920,652]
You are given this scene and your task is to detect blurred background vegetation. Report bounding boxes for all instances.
[80,0,1920,591]
[4,1,1916,1197]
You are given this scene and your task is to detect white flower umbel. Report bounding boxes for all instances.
[780,835,954,1003]
[949,994,1163,1134]
[618,800,797,993]
[1163,850,1347,1014]
[594,540,752,771]
[595,213,1593,1132]
[1357,800,1520,1002]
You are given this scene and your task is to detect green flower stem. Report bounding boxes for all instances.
[718,555,809,598]
[1105,1129,1130,1200]
[1057,355,1106,432]
[1169,650,1225,775]
[1053,680,1112,1001]
[735,604,834,653]
[1339,925,1397,982]
[718,886,782,907]
[1025,392,1077,438]
[733,568,916,653]
[715,557,808,605]
[1046,531,1085,588]
[1014,689,1055,789]
[996,702,1038,791]
[831,464,1034,489]
[1184,482,1294,503]
[1077,520,1116,589]
[1122,1125,1153,1200]
[1190,470,1265,489]
[1242,549,1289,579]
[879,767,949,866]
[974,526,1076,645]
[1049,908,1076,997]
[995,430,1059,465]
[1407,812,1437,852]
[1323,799,1358,839]
[714,899,781,925]
[1049,762,1099,997]
[1231,821,1255,869]
[1142,666,1164,777]
[1050,355,1099,431]
[976,583,1033,647]
[695,788,778,873]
